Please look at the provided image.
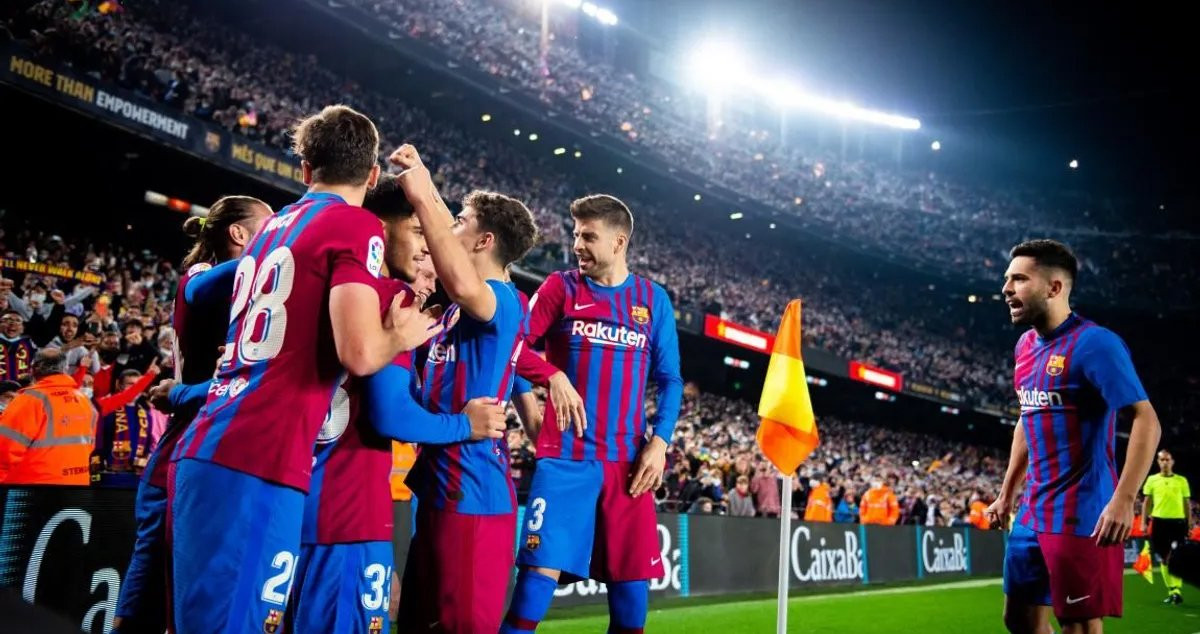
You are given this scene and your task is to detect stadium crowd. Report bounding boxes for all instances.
[1,0,1194,485]
[342,0,1198,308]
[2,0,1030,407]
[1,217,1009,523]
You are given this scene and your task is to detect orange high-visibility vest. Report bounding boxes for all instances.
[969,501,991,530]
[804,483,833,522]
[390,442,416,501]
[860,487,900,525]
[0,374,98,485]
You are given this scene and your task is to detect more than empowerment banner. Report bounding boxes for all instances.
[2,43,305,194]
[2,486,1012,629]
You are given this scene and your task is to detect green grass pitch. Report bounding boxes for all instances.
[538,574,1200,633]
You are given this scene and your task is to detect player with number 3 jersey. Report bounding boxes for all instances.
[168,107,442,634]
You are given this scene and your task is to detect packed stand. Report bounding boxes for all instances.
[2,0,1030,407]
[347,0,1199,308]
[0,221,176,484]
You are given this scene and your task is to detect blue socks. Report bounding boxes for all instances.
[606,580,648,634]
[501,569,558,633]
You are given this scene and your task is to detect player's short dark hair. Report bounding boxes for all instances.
[463,190,539,266]
[1009,239,1078,283]
[363,174,416,221]
[291,105,379,186]
[570,194,634,237]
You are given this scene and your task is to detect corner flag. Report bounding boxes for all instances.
[1133,542,1153,583]
[756,300,819,475]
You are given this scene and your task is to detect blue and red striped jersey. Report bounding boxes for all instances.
[174,192,386,492]
[523,270,683,463]
[406,279,527,515]
[145,261,234,489]
[1014,313,1148,536]
[303,278,402,544]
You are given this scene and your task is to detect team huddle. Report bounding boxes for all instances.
[101,102,1165,634]
[110,104,682,634]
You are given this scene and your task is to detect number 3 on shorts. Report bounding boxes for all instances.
[527,497,547,532]
[261,551,297,606]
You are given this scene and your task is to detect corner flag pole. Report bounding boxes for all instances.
[754,301,819,634]
[776,473,793,634]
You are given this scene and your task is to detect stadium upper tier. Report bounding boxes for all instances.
[3,0,1194,418]
[337,0,1197,308]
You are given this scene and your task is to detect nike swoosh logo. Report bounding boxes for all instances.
[650,557,661,565]
[574,302,595,310]
[1065,595,1090,605]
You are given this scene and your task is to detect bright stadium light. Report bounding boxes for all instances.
[687,41,748,93]
[769,223,777,229]
[1069,158,1079,169]
[553,147,567,155]
[513,128,521,136]
[693,193,702,201]
[596,8,618,25]
[931,140,941,151]
[688,45,921,130]
[481,113,492,122]
[730,211,744,220]
[581,2,598,17]
[573,150,583,158]
[529,133,539,141]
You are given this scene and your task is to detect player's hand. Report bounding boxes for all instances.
[984,494,1012,531]
[548,371,586,437]
[1092,495,1135,546]
[385,290,444,352]
[462,396,506,440]
[629,436,668,497]
[390,144,438,202]
[148,379,177,412]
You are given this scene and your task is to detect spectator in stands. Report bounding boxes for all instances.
[45,313,79,350]
[92,368,164,483]
[0,380,19,413]
[751,464,782,518]
[91,330,123,398]
[0,348,97,485]
[834,489,860,523]
[690,496,715,514]
[726,475,756,517]
[901,487,929,526]
[0,310,36,384]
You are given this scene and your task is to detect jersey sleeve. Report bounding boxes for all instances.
[182,260,237,307]
[648,284,683,443]
[327,207,386,289]
[1143,475,1155,496]
[477,279,509,329]
[1184,477,1192,499]
[512,375,532,397]
[1078,328,1149,411]
[169,381,212,412]
[365,359,471,445]
[517,274,566,385]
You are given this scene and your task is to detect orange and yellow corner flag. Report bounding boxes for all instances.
[1132,542,1153,584]
[756,300,818,475]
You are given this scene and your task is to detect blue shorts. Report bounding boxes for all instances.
[170,459,303,634]
[515,458,662,583]
[1003,523,1052,606]
[289,542,392,634]
[115,480,168,632]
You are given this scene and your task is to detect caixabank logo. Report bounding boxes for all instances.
[790,525,864,583]
[921,529,969,575]
[0,487,136,632]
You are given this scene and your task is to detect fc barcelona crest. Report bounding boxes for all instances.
[369,616,384,634]
[631,305,650,325]
[263,609,283,633]
[526,534,541,551]
[1046,354,1065,376]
